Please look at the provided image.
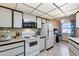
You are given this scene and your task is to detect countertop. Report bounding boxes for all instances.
[0,36,39,46]
[68,37,79,45]
[38,36,46,38]
[0,38,25,46]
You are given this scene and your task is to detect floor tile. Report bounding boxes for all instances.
[38,41,70,56]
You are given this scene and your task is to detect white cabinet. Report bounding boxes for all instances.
[23,13,36,22]
[0,7,12,27]
[76,12,79,28]
[0,41,25,56]
[39,37,46,51]
[37,17,42,28]
[14,11,22,28]
[42,19,47,23]
[69,39,79,56]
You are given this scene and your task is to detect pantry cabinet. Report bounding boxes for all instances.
[0,7,12,27]
[14,11,22,28]
[37,17,42,28]
[76,12,79,28]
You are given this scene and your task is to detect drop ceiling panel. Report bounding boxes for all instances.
[55,3,68,7]
[47,8,63,16]
[60,3,79,12]
[30,10,44,16]
[0,3,16,9]
[16,3,34,13]
[25,3,41,8]
[66,7,79,16]
[37,3,56,13]
[41,14,54,19]
[53,13,65,18]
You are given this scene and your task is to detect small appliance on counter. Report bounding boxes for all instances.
[0,31,12,42]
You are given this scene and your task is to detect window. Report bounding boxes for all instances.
[62,22,71,34]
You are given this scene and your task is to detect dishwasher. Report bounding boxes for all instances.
[39,36,46,51]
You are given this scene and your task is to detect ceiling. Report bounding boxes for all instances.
[0,3,79,20]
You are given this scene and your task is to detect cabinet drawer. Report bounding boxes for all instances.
[69,40,79,49]
[69,43,79,56]
[0,42,24,51]
[0,46,24,56]
[69,48,75,56]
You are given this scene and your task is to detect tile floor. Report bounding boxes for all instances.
[37,41,71,56]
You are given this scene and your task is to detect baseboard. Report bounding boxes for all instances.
[46,46,54,51]
[40,49,46,52]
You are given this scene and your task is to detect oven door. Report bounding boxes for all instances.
[25,40,39,55]
[29,41,37,47]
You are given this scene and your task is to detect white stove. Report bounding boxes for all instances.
[25,37,40,56]
[22,29,40,56]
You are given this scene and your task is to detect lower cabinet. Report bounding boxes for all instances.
[0,41,25,56]
[69,39,79,56]
[39,37,46,51]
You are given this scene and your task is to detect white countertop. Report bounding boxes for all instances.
[0,38,25,46]
[0,37,39,46]
[68,37,79,44]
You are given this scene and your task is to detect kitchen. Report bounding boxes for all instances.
[0,3,79,56]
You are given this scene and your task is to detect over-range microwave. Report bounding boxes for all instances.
[23,22,37,28]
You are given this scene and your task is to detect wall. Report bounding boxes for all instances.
[51,14,76,41]
[76,28,79,37]
[50,19,60,29]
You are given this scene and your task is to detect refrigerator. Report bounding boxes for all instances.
[46,22,55,49]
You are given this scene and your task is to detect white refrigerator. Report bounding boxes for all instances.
[46,22,55,49]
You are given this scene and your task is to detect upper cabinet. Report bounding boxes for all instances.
[76,12,79,28]
[13,11,22,28]
[23,13,36,22]
[0,3,16,9]
[37,17,42,28]
[0,7,12,27]
[42,19,47,24]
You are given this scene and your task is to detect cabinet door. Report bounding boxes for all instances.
[0,42,24,56]
[76,12,79,28]
[42,19,46,23]
[0,46,24,56]
[14,11,22,28]
[0,7,12,27]
[39,38,45,51]
[23,13,36,22]
[37,18,42,28]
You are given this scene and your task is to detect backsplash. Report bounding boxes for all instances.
[0,28,38,38]
[22,29,37,38]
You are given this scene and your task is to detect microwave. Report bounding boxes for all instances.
[23,22,37,28]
